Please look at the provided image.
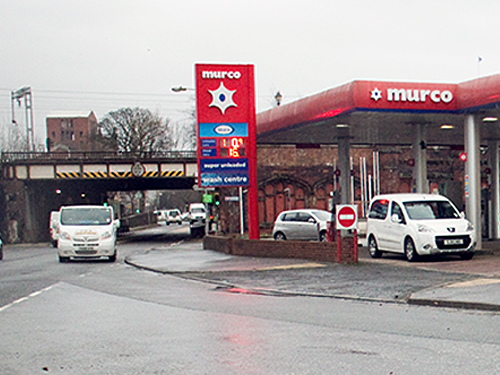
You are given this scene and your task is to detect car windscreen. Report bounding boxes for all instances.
[403,200,460,220]
[311,211,333,221]
[191,208,205,213]
[61,208,112,225]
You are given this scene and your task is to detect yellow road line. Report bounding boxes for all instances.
[257,262,326,271]
[447,278,500,288]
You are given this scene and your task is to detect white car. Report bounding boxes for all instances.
[366,194,475,261]
[49,211,60,247]
[165,209,182,225]
[272,209,332,242]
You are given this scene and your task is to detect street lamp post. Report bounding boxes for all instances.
[171,86,195,92]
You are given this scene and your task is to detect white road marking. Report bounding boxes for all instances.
[0,285,55,312]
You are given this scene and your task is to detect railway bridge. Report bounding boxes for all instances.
[0,151,198,242]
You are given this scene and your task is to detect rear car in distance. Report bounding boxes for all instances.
[272,209,332,242]
[165,209,182,225]
[49,211,60,247]
[57,205,120,263]
[366,194,475,261]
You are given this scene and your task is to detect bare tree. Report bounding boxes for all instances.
[98,107,171,153]
[0,119,29,152]
[167,116,196,151]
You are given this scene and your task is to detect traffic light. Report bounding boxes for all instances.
[214,193,220,206]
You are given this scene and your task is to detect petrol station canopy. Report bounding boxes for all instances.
[256,74,500,146]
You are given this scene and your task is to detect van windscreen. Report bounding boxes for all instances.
[61,208,112,225]
[404,201,459,220]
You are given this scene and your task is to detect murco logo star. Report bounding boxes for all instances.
[370,88,382,101]
[209,82,237,114]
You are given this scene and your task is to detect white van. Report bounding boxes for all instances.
[49,211,60,247]
[57,205,120,263]
[188,203,207,223]
[366,194,475,261]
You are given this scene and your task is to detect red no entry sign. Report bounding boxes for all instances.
[336,205,358,230]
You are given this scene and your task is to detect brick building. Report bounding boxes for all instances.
[46,111,98,151]
[255,144,471,231]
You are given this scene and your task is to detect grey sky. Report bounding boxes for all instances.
[0,0,498,146]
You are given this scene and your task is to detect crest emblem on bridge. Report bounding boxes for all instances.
[131,162,145,177]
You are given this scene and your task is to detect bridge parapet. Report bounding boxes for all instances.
[1,150,196,163]
[1,151,198,180]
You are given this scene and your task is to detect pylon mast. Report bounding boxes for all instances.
[11,86,35,152]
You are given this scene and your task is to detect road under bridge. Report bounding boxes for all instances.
[0,151,197,242]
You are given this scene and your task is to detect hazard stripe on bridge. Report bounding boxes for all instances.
[56,170,184,179]
[56,172,81,179]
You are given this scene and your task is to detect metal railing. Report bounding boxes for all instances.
[0,150,197,163]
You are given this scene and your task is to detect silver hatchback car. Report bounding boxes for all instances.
[272,209,332,242]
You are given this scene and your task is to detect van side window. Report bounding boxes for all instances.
[368,199,389,220]
[391,202,405,224]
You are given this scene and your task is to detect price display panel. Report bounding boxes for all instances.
[220,137,246,158]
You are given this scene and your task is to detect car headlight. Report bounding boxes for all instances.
[60,232,71,240]
[417,224,433,233]
[101,231,112,240]
[466,221,474,232]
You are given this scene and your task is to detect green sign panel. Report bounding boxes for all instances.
[203,194,213,204]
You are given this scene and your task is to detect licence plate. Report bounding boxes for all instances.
[444,239,463,245]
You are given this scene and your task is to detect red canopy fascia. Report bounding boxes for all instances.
[257,74,500,135]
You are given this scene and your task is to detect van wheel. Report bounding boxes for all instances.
[108,253,117,262]
[405,238,418,262]
[368,236,382,258]
[59,255,70,263]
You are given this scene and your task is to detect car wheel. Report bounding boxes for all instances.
[404,238,418,262]
[58,255,70,263]
[319,231,327,242]
[460,252,474,260]
[274,232,286,241]
[108,252,117,262]
[368,236,382,258]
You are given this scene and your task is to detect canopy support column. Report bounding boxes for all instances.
[337,127,351,205]
[412,123,428,193]
[488,139,500,239]
[465,114,481,249]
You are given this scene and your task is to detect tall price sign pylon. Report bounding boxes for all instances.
[195,63,259,239]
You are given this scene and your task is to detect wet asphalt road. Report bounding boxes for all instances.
[126,233,489,304]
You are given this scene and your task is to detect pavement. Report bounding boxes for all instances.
[125,238,500,312]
